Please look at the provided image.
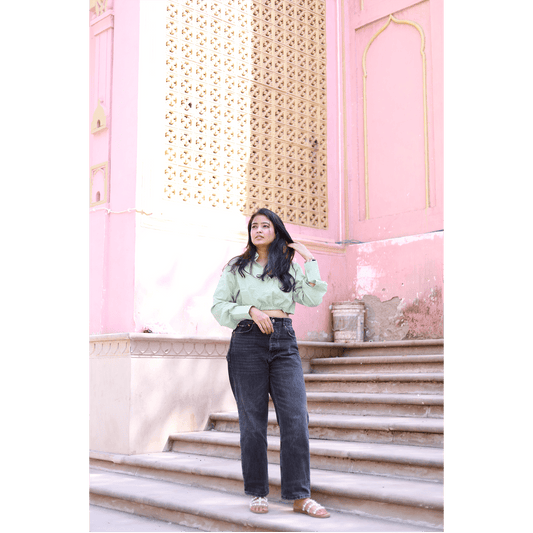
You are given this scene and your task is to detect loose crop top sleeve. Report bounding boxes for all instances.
[211,257,328,329]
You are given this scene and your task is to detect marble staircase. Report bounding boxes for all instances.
[90,339,444,532]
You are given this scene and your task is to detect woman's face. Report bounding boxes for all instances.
[250,214,276,248]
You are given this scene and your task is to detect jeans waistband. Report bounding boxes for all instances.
[238,317,292,326]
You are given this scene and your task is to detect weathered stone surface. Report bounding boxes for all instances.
[361,292,443,342]
[398,288,444,340]
[362,295,409,342]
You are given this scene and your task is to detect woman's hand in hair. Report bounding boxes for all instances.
[288,242,316,286]
[249,307,274,334]
[288,242,314,262]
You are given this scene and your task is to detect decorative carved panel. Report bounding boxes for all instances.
[90,162,108,206]
[90,0,110,18]
[362,14,429,220]
[89,333,343,360]
[164,0,328,228]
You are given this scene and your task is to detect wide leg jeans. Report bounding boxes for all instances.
[226,318,311,500]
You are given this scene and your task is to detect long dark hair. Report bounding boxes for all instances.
[228,208,296,292]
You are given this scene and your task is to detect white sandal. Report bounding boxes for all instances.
[250,496,268,514]
[293,498,330,518]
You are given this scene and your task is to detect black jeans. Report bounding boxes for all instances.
[226,318,311,500]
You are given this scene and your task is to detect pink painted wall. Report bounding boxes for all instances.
[349,233,443,302]
[90,0,140,334]
[338,0,444,340]
[89,0,443,340]
[343,0,443,242]
[347,232,444,339]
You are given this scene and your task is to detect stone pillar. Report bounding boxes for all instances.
[89,0,140,334]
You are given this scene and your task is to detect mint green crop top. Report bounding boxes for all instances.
[211,256,328,330]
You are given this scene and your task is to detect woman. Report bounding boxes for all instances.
[211,208,330,518]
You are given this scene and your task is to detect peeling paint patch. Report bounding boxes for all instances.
[362,295,409,342]
[398,287,443,339]
[360,288,443,342]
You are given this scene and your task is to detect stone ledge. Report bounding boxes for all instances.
[89,333,344,360]
[332,339,444,348]
[90,450,128,464]
[89,334,443,359]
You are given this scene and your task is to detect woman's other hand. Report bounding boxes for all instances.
[249,307,274,334]
[287,241,314,262]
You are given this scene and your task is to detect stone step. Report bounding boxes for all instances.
[310,355,444,374]
[91,468,410,532]
[168,431,444,482]
[337,340,444,357]
[304,373,444,394]
[291,392,443,418]
[90,455,443,529]
[209,411,444,448]
[90,504,204,532]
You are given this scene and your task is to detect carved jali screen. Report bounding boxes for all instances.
[164,0,328,228]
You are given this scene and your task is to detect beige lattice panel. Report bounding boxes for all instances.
[164,0,327,228]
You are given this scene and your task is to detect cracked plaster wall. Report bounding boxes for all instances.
[345,232,443,341]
